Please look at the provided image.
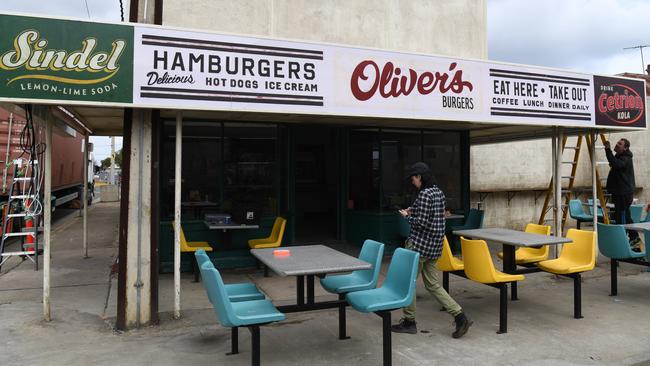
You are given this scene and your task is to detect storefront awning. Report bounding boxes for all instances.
[0,12,646,140]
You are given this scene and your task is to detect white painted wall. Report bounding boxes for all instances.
[163,0,488,59]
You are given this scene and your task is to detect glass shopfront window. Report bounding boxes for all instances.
[380,129,421,209]
[223,123,277,217]
[348,128,380,210]
[347,128,463,213]
[160,121,278,219]
[424,131,461,210]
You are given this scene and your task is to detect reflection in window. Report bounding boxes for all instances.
[160,121,277,219]
[348,129,380,210]
[424,131,461,210]
[223,123,277,217]
[381,130,421,209]
[348,128,463,212]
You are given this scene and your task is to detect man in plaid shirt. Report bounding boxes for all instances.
[391,162,472,338]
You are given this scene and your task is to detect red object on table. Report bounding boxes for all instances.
[273,249,291,257]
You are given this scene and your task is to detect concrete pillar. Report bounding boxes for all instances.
[124,109,152,327]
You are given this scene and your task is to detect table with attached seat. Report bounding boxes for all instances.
[205,221,259,247]
[250,245,371,338]
[452,228,572,300]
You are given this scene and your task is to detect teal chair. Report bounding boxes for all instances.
[630,204,645,223]
[449,209,484,253]
[320,240,385,339]
[200,262,285,365]
[586,199,605,218]
[346,248,420,366]
[320,240,385,294]
[397,215,410,238]
[195,250,265,302]
[568,199,594,229]
[597,224,646,296]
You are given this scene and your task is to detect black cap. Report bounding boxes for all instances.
[405,162,431,179]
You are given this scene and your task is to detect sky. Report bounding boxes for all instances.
[1,0,649,160]
[488,0,650,75]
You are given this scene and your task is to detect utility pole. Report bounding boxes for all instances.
[110,136,116,185]
[623,44,650,74]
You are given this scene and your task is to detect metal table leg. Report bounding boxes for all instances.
[502,244,518,301]
[338,293,350,340]
[297,275,305,306]
[306,275,315,304]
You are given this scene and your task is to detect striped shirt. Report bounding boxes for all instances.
[406,186,446,259]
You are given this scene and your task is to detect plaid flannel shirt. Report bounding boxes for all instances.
[406,186,446,260]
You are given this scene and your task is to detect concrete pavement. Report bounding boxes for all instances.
[1,202,650,365]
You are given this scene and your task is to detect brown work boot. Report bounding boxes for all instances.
[391,318,417,334]
[452,312,473,338]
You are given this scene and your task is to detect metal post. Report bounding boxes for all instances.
[573,274,583,319]
[591,131,598,236]
[610,259,618,296]
[498,284,507,334]
[2,113,13,193]
[338,293,349,340]
[551,128,558,258]
[110,136,116,185]
[43,110,52,321]
[173,111,182,319]
[555,127,563,241]
[250,326,261,366]
[83,136,89,258]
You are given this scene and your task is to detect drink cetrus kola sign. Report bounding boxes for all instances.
[0,14,133,103]
[593,75,646,128]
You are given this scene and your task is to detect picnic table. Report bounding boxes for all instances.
[452,228,572,300]
[251,245,371,338]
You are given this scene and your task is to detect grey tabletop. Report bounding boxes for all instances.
[250,245,372,277]
[205,222,259,230]
[452,228,572,247]
[623,222,650,231]
[446,214,465,220]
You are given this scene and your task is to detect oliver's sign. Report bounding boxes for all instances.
[0,14,133,103]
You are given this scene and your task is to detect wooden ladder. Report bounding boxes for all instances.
[538,133,610,232]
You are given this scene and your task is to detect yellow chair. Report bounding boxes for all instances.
[248,217,286,249]
[461,237,524,334]
[537,229,596,319]
[436,236,464,293]
[497,223,552,264]
[171,221,213,282]
[248,217,287,276]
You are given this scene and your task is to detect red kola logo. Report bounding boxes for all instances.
[597,84,645,124]
[350,60,473,101]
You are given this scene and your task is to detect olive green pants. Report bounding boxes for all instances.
[404,241,462,320]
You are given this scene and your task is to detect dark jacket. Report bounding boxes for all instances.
[605,148,635,195]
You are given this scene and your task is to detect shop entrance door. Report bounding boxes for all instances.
[293,126,339,242]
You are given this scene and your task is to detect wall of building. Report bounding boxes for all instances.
[162,0,487,59]
[471,101,650,231]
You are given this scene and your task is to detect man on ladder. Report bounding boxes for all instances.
[604,138,641,250]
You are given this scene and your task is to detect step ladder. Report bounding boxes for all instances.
[538,133,611,232]
[0,158,42,271]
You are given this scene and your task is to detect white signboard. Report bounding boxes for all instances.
[133,25,645,129]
